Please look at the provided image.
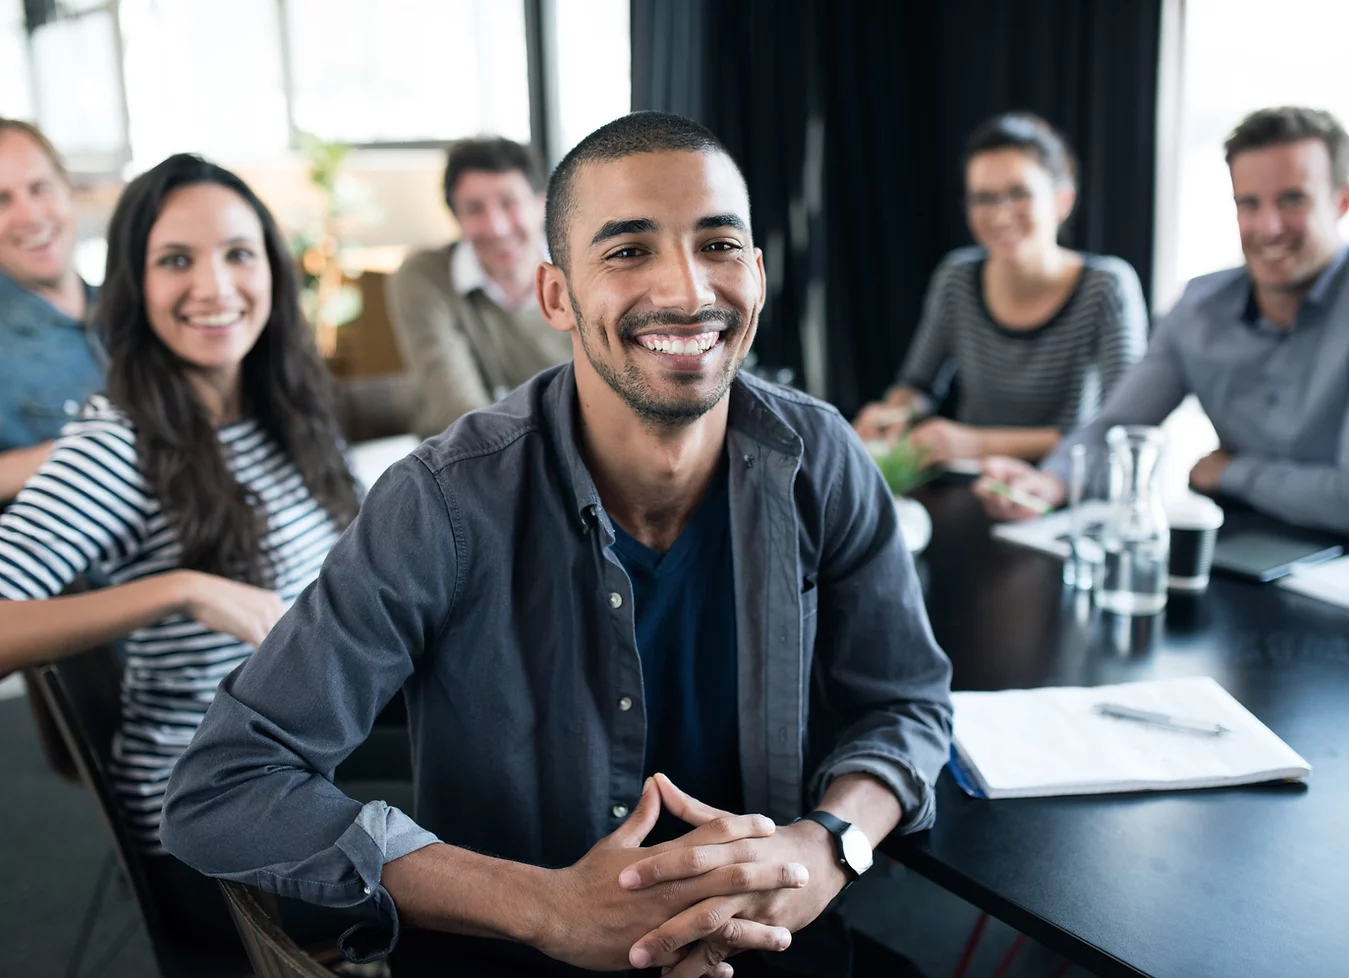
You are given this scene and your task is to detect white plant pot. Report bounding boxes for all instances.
[893,495,932,555]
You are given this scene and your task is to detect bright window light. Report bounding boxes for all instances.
[284,0,532,145]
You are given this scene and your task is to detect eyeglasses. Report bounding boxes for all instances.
[966,187,1035,210]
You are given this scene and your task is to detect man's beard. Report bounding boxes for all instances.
[569,290,746,427]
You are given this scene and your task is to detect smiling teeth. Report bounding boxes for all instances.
[186,312,243,327]
[639,332,720,354]
[17,229,55,249]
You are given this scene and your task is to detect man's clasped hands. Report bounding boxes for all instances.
[539,773,851,977]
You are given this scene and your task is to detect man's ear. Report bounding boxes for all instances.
[537,261,577,334]
[1055,183,1077,225]
[753,247,767,313]
[1335,181,1349,220]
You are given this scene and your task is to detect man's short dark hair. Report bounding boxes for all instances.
[443,137,545,212]
[1224,107,1349,188]
[545,111,737,272]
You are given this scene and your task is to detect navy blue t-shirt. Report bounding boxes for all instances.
[610,457,741,832]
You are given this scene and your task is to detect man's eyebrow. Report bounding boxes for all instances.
[590,218,658,247]
[696,213,749,232]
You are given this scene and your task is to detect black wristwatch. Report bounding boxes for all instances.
[794,810,874,884]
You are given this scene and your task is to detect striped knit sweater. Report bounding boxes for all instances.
[898,247,1149,429]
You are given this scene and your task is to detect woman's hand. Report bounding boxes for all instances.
[973,456,1066,522]
[852,402,913,442]
[177,571,286,646]
[908,418,985,466]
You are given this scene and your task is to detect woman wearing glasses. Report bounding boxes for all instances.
[854,112,1148,465]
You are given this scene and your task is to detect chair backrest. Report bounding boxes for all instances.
[220,881,335,977]
[36,648,158,926]
[20,665,80,782]
[36,647,246,977]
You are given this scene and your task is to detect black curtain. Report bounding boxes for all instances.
[632,0,820,387]
[632,0,1163,416]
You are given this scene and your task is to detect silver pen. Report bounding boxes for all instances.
[1093,702,1231,736]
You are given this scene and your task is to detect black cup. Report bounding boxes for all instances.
[1168,498,1224,591]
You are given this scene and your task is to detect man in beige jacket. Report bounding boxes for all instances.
[388,138,573,437]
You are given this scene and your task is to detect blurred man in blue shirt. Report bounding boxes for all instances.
[0,119,102,500]
[979,107,1349,534]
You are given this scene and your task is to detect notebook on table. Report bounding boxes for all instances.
[949,676,1311,799]
[1279,555,1349,609]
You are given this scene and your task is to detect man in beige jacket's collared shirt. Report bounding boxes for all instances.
[388,138,573,438]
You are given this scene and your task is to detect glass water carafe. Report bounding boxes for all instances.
[1096,425,1170,616]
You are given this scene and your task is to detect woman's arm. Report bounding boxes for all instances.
[1095,259,1150,402]
[0,571,284,672]
[909,419,1061,464]
[974,426,1063,462]
[0,442,52,502]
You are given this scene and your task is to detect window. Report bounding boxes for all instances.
[551,0,630,161]
[1158,0,1349,308]
[27,1,127,170]
[0,0,33,119]
[119,0,290,167]
[283,0,532,146]
[10,0,538,172]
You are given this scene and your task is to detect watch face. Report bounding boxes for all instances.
[840,826,874,875]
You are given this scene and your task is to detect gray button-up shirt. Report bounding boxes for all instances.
[0,270,102,452]
[161,364,953,960]
[1045,246,1349,533]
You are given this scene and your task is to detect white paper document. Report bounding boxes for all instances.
[989,500,1110,560]
[1278,555,1349,610]
[951,676,1311,799]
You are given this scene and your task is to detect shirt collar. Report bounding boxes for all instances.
[0,267,96,332]
[450,238,545,312]
[540,363,804,530]
[1239,243,1349,327]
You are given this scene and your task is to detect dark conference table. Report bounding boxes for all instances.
[883,485,1349,978]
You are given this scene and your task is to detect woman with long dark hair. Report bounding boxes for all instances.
[854,112,1148,465]
[0,155,358,872]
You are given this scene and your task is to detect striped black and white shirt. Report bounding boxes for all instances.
[0,395,344,851]
[898,247,1149,429]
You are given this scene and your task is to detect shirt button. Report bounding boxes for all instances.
[362,885,371,895]
[608,592,623,609]
[618,695,633,711]
[612,803,629,818]
[63,399,79,415]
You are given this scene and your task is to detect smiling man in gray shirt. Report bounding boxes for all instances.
[162,112,952,978]
[978,106,1349,535]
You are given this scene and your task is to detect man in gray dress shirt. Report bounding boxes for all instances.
[978,106,1349,535]
[162,112,952,977]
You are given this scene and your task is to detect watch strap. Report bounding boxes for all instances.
[794,810,860,880]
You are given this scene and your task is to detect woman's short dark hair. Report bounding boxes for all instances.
[964,112,1078,187]
[1224,107,1349,188]
[442,137,545,212]
[99,153,359,586]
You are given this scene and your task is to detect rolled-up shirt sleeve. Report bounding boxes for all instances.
[161,455,458,961]
[808,424,953,834]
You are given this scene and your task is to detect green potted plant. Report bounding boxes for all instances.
[290,131,365,361]
[872,436,936,554]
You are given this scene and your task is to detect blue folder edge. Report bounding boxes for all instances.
[946,746,988,799]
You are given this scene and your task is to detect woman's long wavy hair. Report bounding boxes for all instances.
[99,154,359,586]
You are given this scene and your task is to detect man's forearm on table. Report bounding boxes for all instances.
[380,841,558,947]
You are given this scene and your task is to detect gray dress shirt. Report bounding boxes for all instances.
[161,364,954,961]
[1044,246,1349,534]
